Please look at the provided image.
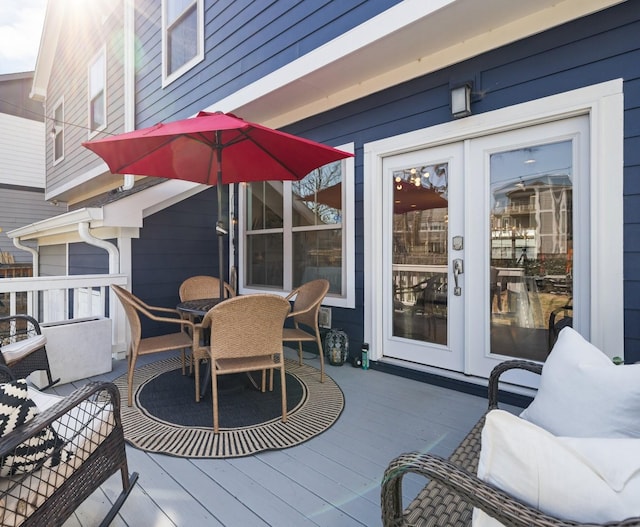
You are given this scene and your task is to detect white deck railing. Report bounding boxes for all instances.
[0,274,129,358]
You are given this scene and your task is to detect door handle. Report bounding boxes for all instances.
[453,259,463,296]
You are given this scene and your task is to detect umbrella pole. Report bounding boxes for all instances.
[215,140,226,300]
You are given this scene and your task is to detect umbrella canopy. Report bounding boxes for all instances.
[83,111,353,297]
[83,111,351,186]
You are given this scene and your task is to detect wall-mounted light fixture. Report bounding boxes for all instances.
[450,82,472,118]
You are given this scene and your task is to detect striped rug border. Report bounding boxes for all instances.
[115,356,345,458]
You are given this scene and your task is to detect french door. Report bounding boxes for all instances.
[382,143,465,371]
[381,116,588,383]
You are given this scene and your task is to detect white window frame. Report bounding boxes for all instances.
[239,143,355,308]
[162,0,205,87]
[51,97,64,165]
[363,79,623,361]
[87,47,107,137]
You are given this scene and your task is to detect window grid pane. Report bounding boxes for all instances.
[292,229,342,293]
[246,182,284,231]
[53,104,63,161]
[168,4,197,74]
[89,53,105,131]
[90,92,105,130]
[246,233,283,288]
[292,162,343,227]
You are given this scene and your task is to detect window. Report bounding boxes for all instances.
[52,99,64,164]
[88,49,106,134]
[240,144,355,307]
[162,0,204,85]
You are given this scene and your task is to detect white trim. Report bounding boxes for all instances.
[363,79,623,366]
[161,0,205,87]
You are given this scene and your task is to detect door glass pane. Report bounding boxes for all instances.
[392,163,449,344]
[489,141,573,361]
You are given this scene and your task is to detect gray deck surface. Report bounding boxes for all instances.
[51,348,521,527]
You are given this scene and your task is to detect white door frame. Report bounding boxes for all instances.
[363,79,623,384]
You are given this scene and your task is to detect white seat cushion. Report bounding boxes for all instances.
[473,410,640,526]
[520,326,640,437]
[0,335,47,364]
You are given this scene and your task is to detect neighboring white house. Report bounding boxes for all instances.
[0,72,64,265]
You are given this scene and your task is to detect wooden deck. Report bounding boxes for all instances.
[51,349,522,527]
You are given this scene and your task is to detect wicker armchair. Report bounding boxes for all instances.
[111,285,194,406]
[0,379,138,527]
[196,294,291,432]
[381,360,640,526]
[282,279,330,382]
[0,315,58,389]
[179,275,235,303]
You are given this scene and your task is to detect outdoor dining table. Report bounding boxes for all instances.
[176,297,225,317]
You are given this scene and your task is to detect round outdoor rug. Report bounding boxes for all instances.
[114,356,344,458]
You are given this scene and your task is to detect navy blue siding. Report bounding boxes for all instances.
[134,0,401,126]
[132,187,221,336]
[69,243,109,274]
[130,1,640,362]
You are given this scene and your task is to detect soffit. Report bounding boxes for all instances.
[214,0,625,127]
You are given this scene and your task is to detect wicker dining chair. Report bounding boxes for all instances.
[282,279,330,383]
[179,275,235,303]
[196,294,291,433]
[111,285,194,406]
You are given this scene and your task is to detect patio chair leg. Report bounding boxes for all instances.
[315,331,325,383]
[127,356,137,407]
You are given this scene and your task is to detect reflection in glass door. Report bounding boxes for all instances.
[382,143,464,372]
[489,142,574,361]
[392,163,449,345]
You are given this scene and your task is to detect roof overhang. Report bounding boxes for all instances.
[7,179,205,245]
[207,0,626,128]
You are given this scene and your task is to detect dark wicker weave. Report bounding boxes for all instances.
[0,315,58,389]
[381,360,640,527]
[0,381,138,527]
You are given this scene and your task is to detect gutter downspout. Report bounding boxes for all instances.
[78,222,120,274]
[12,238,39,277]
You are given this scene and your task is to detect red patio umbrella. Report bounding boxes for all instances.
[83,111,353,297]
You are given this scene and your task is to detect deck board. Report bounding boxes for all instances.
[54,349,523,526]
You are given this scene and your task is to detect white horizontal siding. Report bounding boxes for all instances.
[0,113,45,188]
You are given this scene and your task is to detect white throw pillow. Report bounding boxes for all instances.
[520,326,640,437]
[473,410,640,526]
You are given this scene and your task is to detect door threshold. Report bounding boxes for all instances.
[373,357,535,408]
